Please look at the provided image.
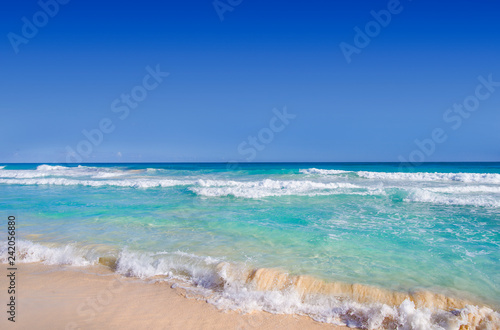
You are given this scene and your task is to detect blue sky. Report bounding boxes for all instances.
[1,0,499,163]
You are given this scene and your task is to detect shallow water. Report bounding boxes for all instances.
[1,163,499,328]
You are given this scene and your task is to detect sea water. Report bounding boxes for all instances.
[1,163,499,329]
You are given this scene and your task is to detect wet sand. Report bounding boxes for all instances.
[0,263,347,330]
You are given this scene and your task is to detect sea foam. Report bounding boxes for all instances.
[0,240,97,266]
[191,179,366,198]
[1,165,499,208]
[300,168,500,184]
[0,177,192,188]
[300,168,352,175]
[405,189,500,208]
[0,165,129,179]
[2,240,499,330]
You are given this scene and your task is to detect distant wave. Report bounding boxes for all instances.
[4,164,499,184]
[0,178,192,188]
[2,240,498,329]
[424,185,500,194]
[299,168,352,175]
[1,165,499,208]
[5,176,496,207]
[191,179,370,198]
[406,189,500,208]
[301,168,500,184]
[0,165,130,179]
[357,171,500,184]
[1,176,368,196]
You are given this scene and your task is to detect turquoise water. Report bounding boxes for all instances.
[1,163,499,328]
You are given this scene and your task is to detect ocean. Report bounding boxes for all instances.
[1,162,499,329]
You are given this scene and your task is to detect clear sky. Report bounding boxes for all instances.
[1,0,499,163]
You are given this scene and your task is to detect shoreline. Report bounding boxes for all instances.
[2,239,500,329]
[0,263,346,329]
[2,263,499,330]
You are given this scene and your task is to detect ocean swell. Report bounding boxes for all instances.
[1,165,499,208]
[301,168,500,184]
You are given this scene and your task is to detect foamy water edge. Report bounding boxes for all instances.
[2,240,499,330]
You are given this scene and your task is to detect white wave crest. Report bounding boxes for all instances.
[94,250,500,329]
[36,165,69,171]
[0,177,192,188]
[2,240,498,329]
[0,240,97,266]
[115,250,224,290]
[357,171,500,184]
[191,179,367,198]
[300,168,500,184]
[405,189,500,208]
[300,168,351,175]
[0,164,129,179]
[424,185,500,194]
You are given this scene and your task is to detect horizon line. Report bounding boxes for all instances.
[1,161,500,165]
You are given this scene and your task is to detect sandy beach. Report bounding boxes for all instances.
[1,263,347,330]
[1,164,499,329]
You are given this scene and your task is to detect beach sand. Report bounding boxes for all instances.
[1,263,347,330]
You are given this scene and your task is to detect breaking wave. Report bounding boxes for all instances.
[357,171,500,184]
[301,168,500,184]
[405,189,500,208]
[0,177,192,188]
[299,168,351,175]
[190,179,373,198]
[0,165,130,179]
[1,165,499,208]
[2,240,498,329]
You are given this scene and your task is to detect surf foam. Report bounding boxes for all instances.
[191,179,368,198]
[0,177,192,188]
[300,168,500,184]
[0,240,97,266]
[0,165,129,179]
[3,240,498,329]
[300,168,352,175]
[406,189,500,208]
